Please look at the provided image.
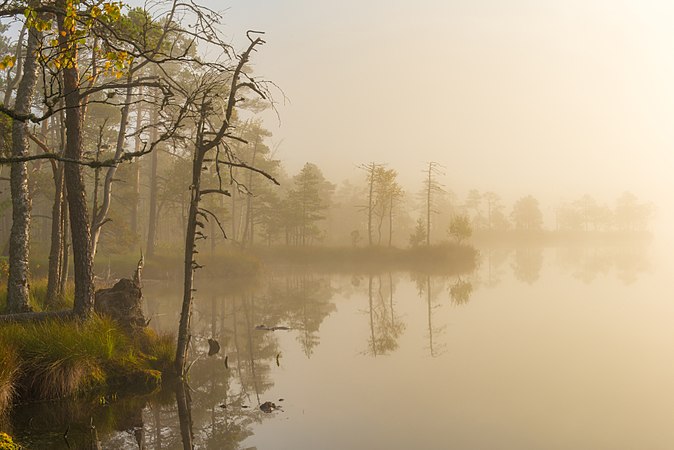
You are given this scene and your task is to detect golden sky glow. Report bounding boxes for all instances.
[219,0,674,235]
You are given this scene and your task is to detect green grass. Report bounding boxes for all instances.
[93,249,262,280]
[0,277,75,313]
[0,316,175,413]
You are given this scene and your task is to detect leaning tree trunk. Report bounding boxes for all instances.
[130,98,143,235]
[241,142,257,246]
[146,106,159,258]
[3,24,25,106]
[91,77,134,258]
[7,28,40,313]
[58,4,95,318]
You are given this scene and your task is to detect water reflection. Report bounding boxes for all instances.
[481,247,510,287]
[410,274,447,357]
[7,242,657,448]
[449,278,473,306]
[364,274,405,356]
[477,243,651,288]
[511,247,544,284]
[554,244,651,285]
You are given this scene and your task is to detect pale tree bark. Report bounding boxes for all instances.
[91,76,134,258]
[7,27,41,313]
[241,139,258,246]
[131,96,144,235]
[3,24,26,106]
[146,105,159,258]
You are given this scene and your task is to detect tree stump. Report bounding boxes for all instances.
[94,279,147,335]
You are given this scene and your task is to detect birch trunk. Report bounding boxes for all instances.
[7,28,40,313]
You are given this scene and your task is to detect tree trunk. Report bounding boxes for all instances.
[367,163,374,246]
[175,381,194,450]
[131,98,143,235]
[426,164,431,246]
[146,106,159,258]
[46,163,65,306]
[58,3,95,318]
[175,144,204,376]
[7,28,40,313]
[3,25,25,107]
[242,140,258,247]
[91,77,134,257]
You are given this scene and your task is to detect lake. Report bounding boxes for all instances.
[9,242,674,449]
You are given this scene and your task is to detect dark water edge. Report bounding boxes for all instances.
[4,384,173,449]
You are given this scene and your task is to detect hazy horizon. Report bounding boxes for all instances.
[209,0,673,238]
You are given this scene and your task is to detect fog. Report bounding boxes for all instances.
[223,0,674,239]
[1,1,674,449]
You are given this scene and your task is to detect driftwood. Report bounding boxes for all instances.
[0,310,76,323]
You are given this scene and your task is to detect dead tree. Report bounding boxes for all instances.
[423,162,445,246]
[175,32,278,377]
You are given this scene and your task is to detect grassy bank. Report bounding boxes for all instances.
[253,243,479,274]
[94,249,262,280]
[0,315,174,416]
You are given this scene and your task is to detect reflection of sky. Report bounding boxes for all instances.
[246,268,674,449]
[130,250,674,448]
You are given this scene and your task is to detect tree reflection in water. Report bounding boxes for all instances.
[511,247,544,284]
[410,273,447,357]
[9,253,654,448]
[362,273,406,356]
[554,244,651,285]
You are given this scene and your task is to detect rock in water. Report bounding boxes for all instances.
[208,338,220,356]
[94,278,147,335]
[260,401,277,413]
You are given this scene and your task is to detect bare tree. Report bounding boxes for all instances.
[358,162,382,246]
[423,162,445,246]
[175,32,278,377]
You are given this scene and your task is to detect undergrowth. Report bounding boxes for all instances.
[0,277,75,313]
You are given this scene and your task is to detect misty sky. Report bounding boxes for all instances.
[214,1,673,209]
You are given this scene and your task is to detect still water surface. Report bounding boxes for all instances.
[12,243,674,449]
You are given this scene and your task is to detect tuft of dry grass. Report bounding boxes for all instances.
[0,349,18,416]
[0,315,175,405]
